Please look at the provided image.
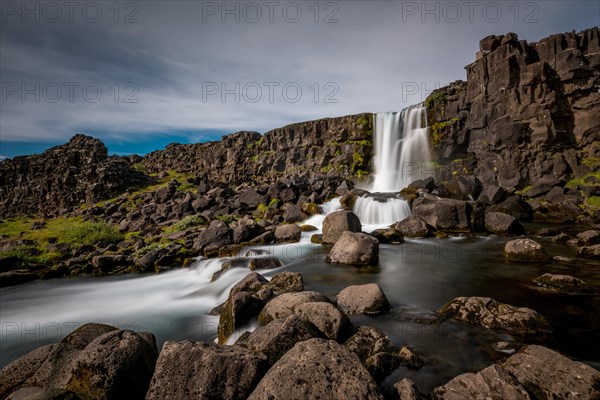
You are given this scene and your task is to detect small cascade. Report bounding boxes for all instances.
[354,103,431,226]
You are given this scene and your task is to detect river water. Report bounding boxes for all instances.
[1,222,599,392]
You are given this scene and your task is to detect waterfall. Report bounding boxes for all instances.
[354,103,431,226]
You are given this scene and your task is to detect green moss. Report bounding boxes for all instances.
[164,215,206,233]
[334,149,342,157]
[566,171,600,189]
[321,164,334,173]
[176,182,197,192]
[586,196,600,208]
[429,117,459,148]
[581,158,600,168]
[216,215,235,224]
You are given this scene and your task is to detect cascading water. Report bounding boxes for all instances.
[354,103,431,226]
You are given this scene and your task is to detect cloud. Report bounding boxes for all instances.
[1,0,598,152]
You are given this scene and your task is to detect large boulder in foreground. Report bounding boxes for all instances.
[485,212,525,235]
[326,232,379,266]
[336,283,390,315]
[247,338,383,400]
[439,297,552,337]
[411,196,484,232]
[504,238,551,262]
[61,323,118,349]
[433,345,600,400]
[0,328,157,400]
[322,210,362,244]
[146,341,268,400]
[533,273,599,295]
[238,315,323,365]
[258,291,331,325]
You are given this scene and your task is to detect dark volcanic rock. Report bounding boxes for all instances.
[485,212,525,235]
[439,296,552,337]
[274,224,301,243]
[392,215,432,238]
[146,341,268,400]
[247,338,383,400]
[336,283,390,315]
[504,238,551,262]
[0,134,148,218]
[412,195,483,232]
[61,323,118,349]
[258,291,332,325]
[293,301,353,342]
[322,210,362,244]
[238,315,323,365]
[533,273,599,295]
[326,232,379,266]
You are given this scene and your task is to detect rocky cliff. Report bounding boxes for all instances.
[142,113,373,184]
[0,135,148,218]
[427,27,599,188]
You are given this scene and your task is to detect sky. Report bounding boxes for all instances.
[0,0,598,158]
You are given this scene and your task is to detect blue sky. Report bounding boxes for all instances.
[1,0,598,158]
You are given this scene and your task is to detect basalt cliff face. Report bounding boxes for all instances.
[0,135,148,218]
[141,113,373,183]
[428,27,599,188]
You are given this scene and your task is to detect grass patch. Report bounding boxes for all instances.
[164,215,206,233]
[566,171,600,189]
[586,196,600,208]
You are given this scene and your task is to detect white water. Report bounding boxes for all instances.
[354,104,431,226]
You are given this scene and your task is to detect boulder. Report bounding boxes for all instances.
[66,330,158,399]
[394,378,426,400]
[238,315,323,365]
[504,238,551,262]
[578,244,600,259]
[5,387,79,400]
[477,185,507,205]
[392,215,432,238]
[439,297,552,337]
[146,341,268,400]
[576,229,600,245]
[533,273,598,295]
[485,212,525,235]
[239,187,266,208]
[247,339,384,400]
[487,195,533,221]
[365,352,402,381]
[369,228,405,244]
[525,183,554,197]
[322,210,362,244]
[283,204,306,223]
[433,364,531,400]
[274,224,301,243]
[263,271,304,294]
[258,291,331,325]
[412,196,480,232]
[193,220,232,257]
[293,301,353,342]
[326,232,379,266]
[343,325,395,364]
[502,345,600,399]
[61,323,118,349]
[232,218,265,244]
[336,283,390,315]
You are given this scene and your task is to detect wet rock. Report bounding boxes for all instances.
[412,196,481,232]
[0,271,39,287]
[238,315,323,365]
[533,273,598,295]
[526,183,554,198]
[504,238,551,262]
[326,232,379,266]
[369,228,405,244]
[501,345,600,399]
[258,291,331,325]
[249,257,283,271]
[487,196,533,222]
[263,271,304,294]
[300,224,318,232]
[366,352,402,381]
[394,378,426,400]
[232,218,265,244]
[61,323,118,349]
[274,224,301,243]
[433,364,531,400]
[5,386,78,400]
[439,296,552,337]
[293,301,352,342]
[397,346,425,369]
[578,244,600,259]
[247,338,384,400]
[485,212,525,235]
[344,326,395,364]
[577,229,600,245]
[310,234,323,244]
[322,210,362,244]
[392,215,432,238]
[301,202,321,215]
[336,283,390,315]
[146,341,268,400]
[91,255,129,272]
